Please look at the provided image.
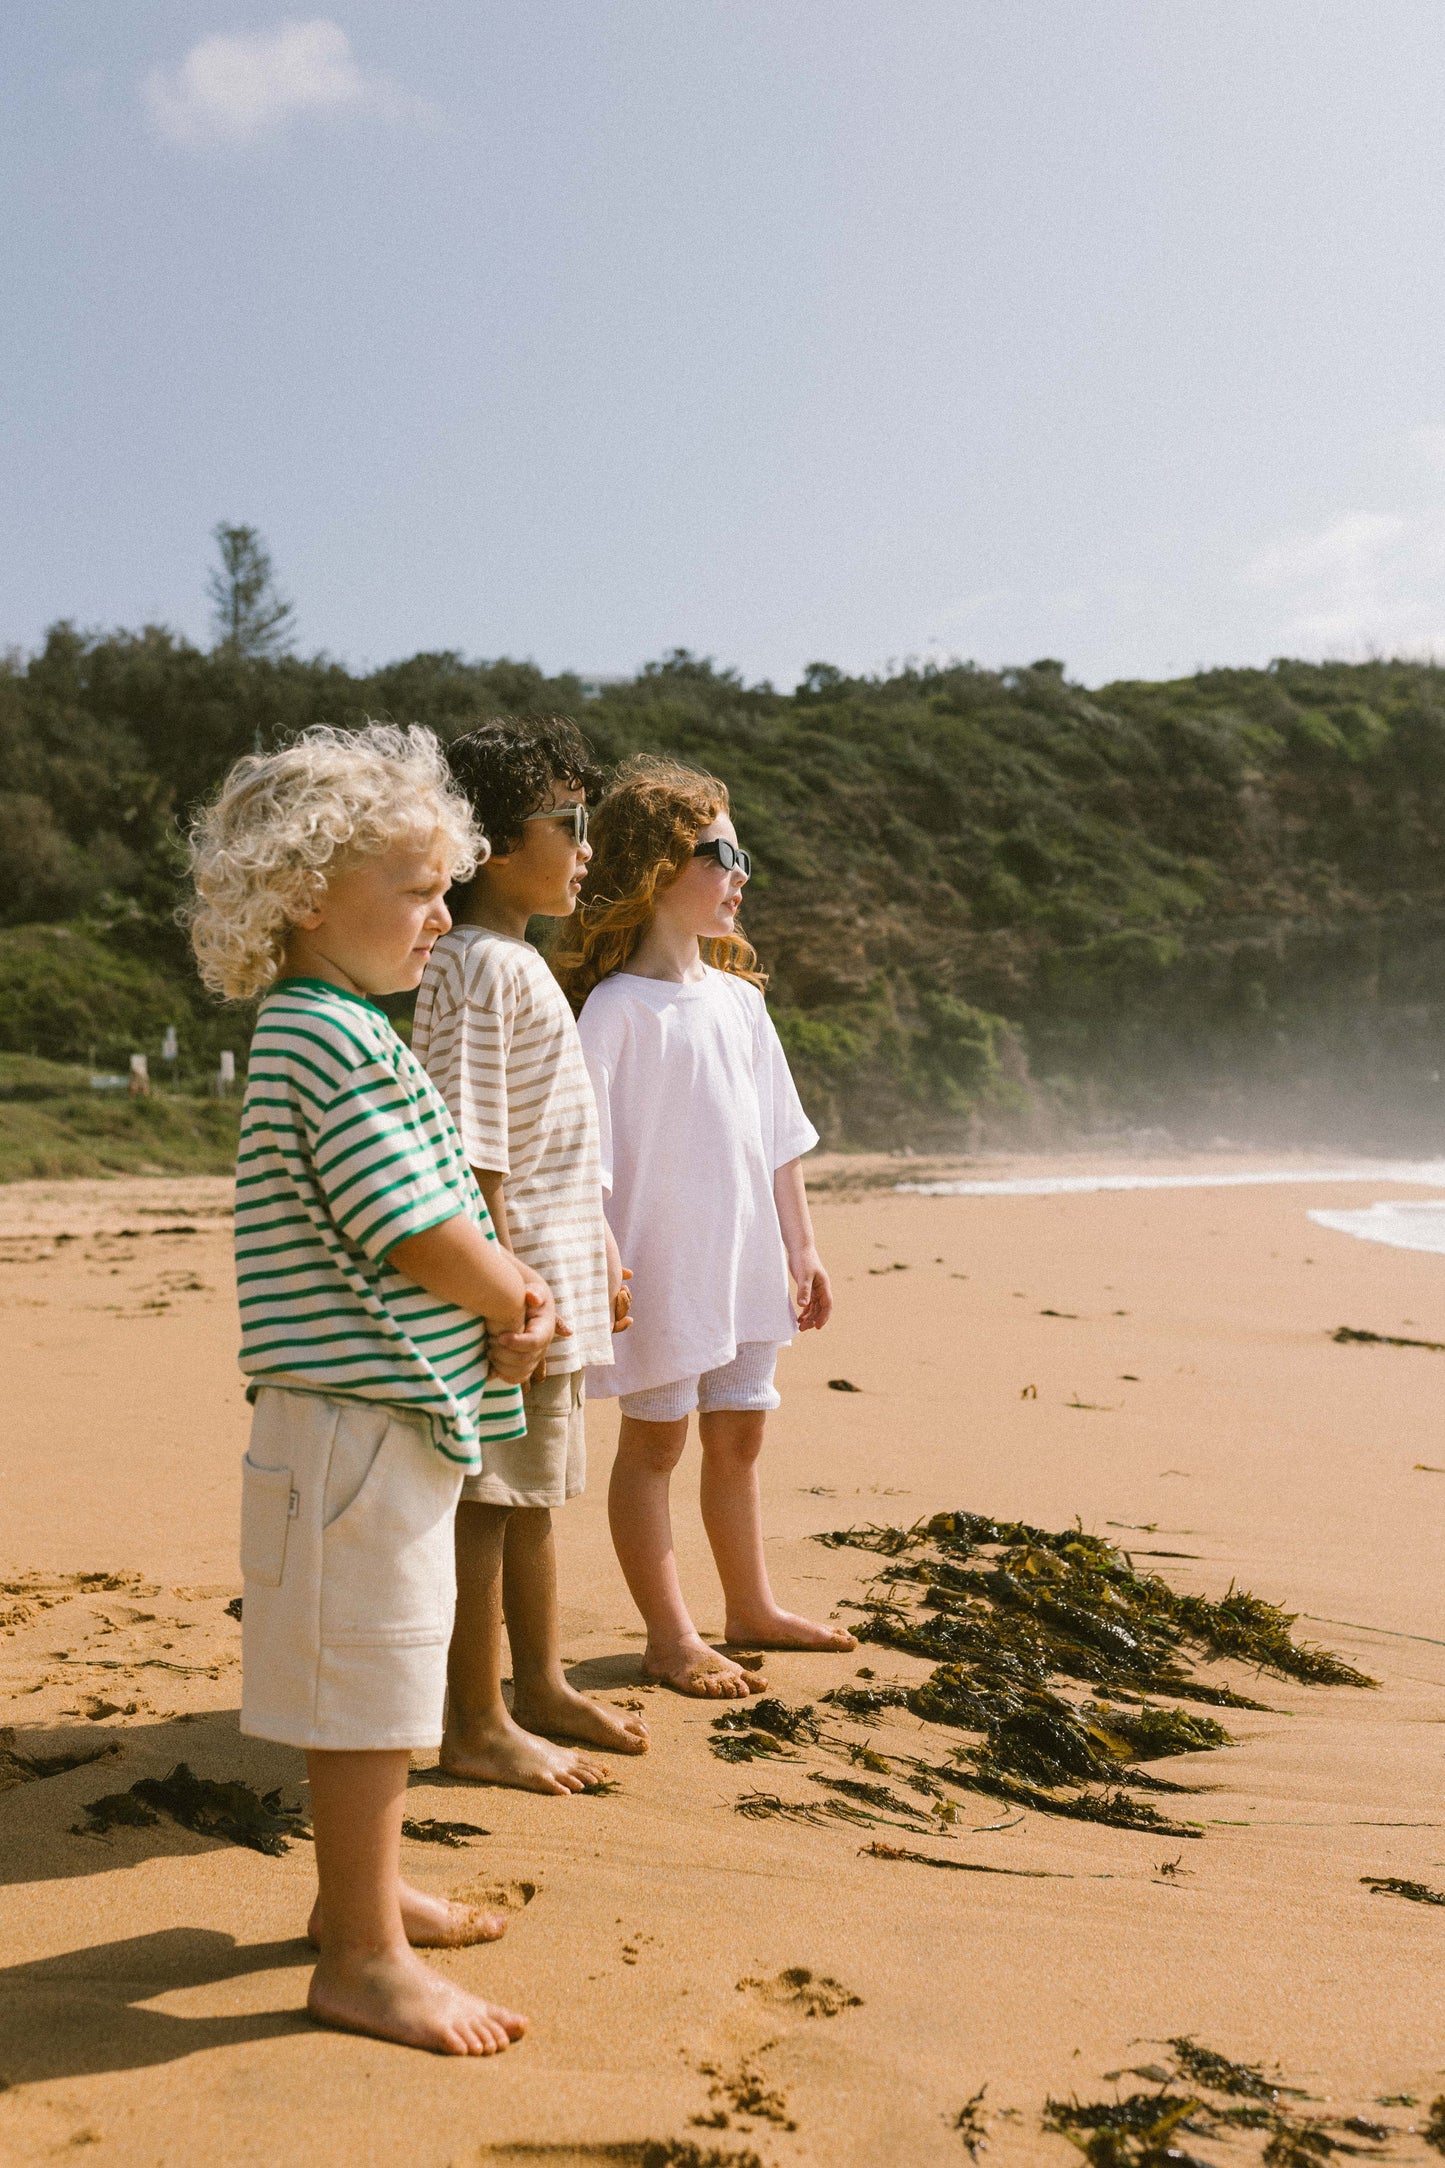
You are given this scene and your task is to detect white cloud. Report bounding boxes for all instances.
[1244,507,1445,657]
[145,19,408,147]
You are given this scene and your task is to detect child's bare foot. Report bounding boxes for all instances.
[724,1609,858,1653]
[440,1711,610,1794]
[308,1878,509,1950]
[511,1679,650,1755]
[308,1944,526,2055]
[641,1637,768,1697]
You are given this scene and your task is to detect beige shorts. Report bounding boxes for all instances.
[239,1387,463,1753]
[459,1368,585,1510]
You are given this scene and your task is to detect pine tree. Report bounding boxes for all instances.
[207,523,295,659]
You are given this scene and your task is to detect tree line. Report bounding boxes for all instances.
[8,527,1445,1142]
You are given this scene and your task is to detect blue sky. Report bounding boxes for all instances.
[5,2,1445,686]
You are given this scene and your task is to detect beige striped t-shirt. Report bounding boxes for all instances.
[413,928,614,1373]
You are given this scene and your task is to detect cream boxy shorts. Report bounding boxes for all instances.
[239,1387,463,1753]
[460,1368,585,1510]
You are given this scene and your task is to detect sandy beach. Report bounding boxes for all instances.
[1,1157,1443,2167]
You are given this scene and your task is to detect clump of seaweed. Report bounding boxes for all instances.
[1167,2037,1302,2102]
[1045,2093,1211,2167]
[816,1522,917,1555]
[401,1817,489,1846]
[76,1763,310,1855]
[1103,1708,1230,1758]
[710,1730,793,1765]
[74,1788,157,1833]
[952,2086,991,2159]
[1361,1875,1445,1907]
[730,1698,820,1742]
[823,1682,910,1717]
[1045,2093,1201,2137]
[1424,2097,1445,2154]
[710,1698,821,1763]
[1040,2041,1392,2168]
[813,1506,1373,1840]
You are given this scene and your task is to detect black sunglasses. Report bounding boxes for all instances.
[693,837,751,876]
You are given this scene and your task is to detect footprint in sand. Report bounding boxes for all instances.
[0,1570,159,1634]
[736,1965,863,2018]
[450,1877,538,1912]
[691,2049,797,2133]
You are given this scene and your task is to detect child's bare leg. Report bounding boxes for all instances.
[307,1879,509,1950]
[442,1500,610,1793]
[699,1410,857,1652]
[503,1506,649,1753]
[305,1747,527,2055]
[609,1414,766,1696]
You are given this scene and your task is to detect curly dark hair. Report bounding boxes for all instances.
[444,715,604,857]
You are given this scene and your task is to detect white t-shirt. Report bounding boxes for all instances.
[413,927,614,1373]
[576,967,819,1399]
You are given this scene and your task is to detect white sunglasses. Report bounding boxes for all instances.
[522,802,588,844]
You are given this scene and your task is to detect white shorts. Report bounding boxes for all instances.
[239,1387,463,1753]
[617,1341,782,1423]
[460,1368,585,1510]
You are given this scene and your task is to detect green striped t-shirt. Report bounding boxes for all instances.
[235,976,525,1467]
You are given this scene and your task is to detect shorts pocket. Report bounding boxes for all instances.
[320,1415,457,1648]
[240,1455,296,1588]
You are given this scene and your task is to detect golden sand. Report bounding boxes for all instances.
[0,1163,1442,2165]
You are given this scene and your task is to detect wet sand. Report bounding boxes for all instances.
[0,1160,1443,2165]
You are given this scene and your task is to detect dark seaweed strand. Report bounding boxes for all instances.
[1361,1875,1445,1906]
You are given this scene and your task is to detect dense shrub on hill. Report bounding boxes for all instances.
[7,628,1445,1149]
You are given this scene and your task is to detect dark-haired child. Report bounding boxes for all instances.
[413,716,648,1789]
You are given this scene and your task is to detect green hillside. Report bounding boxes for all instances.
[6,623,1445,1159]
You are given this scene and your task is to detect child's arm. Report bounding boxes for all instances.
[469,1165,566,1382]
[389,1212,529,1338]
[470,1162,571,1378]
[773,1157,832,1331]
[604,1221,632,1333]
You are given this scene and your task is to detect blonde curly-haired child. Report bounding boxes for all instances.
[189,723,549,2057]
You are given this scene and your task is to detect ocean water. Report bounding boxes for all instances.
[1307,1199,1445,1256]
[895,1163,1445,1200]
[892,1162,1445,1257]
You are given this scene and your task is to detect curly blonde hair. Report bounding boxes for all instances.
[186,723,486,1001]
[550,755,764,1011]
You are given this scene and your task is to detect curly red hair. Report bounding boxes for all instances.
[550,755,765,1011]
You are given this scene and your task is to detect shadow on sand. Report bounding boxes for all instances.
[0,1710,326,1889]
[0,1927,312,2085]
